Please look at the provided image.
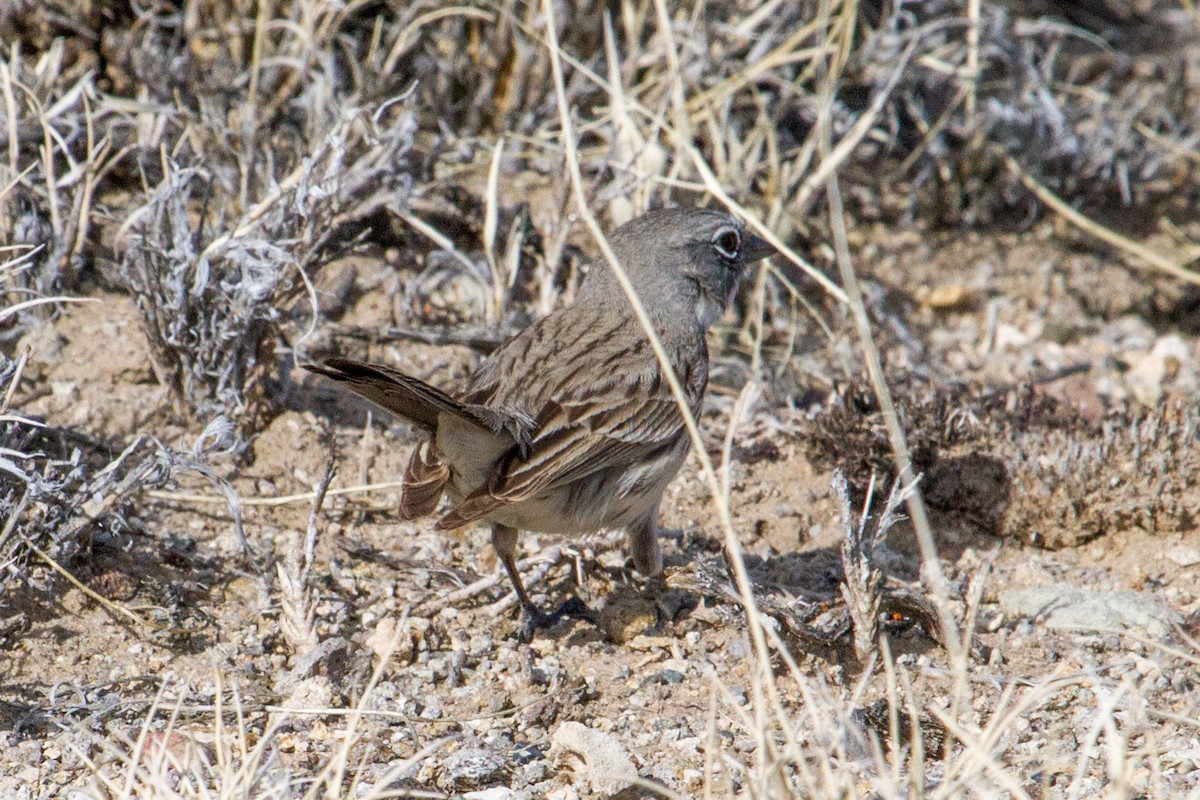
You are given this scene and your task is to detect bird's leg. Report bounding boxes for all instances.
[627,511,673,623]
[492,524,572,641]
[627,509,664,578]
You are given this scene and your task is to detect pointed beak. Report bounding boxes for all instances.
[742,233,776,263]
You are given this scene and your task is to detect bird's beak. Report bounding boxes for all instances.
[742,233,776,263]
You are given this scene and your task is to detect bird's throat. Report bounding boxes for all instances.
[693,288,730,328]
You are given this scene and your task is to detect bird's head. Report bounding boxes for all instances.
[583,207,776,328]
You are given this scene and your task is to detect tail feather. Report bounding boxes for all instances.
[306,357,488,433]
[400,441,449,519]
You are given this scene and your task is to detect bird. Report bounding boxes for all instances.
[307,206,775,639]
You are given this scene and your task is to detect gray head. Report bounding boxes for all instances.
[580,207,775,328]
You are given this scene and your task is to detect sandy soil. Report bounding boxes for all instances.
[5,219,1200,797]
[4,2,1200,795]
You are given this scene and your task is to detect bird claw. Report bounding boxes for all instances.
[516,595,594,642]
[516,605,557,642]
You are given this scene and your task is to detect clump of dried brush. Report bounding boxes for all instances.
[374,0,1200,374]
[0,350,243,607]
[104,1,417,442]
[1,1,420,442]
[852,0,1200,223]
[0,35,113,306]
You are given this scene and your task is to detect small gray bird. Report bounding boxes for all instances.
[307,207,774,638]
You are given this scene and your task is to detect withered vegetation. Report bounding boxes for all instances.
[1,0,1199,796]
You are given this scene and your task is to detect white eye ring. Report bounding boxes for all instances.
[712,226,741,260]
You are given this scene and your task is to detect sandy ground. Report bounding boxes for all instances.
[5,217,1200,797]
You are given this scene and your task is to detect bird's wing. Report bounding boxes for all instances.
[435,325,705,531]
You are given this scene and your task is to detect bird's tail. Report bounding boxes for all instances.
[305,357,490,433]
[399,440,449,519]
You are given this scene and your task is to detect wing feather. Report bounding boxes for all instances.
[435,350,702,531]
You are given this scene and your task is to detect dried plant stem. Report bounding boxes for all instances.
[545,0,768,636]
[719,381,761,502]
[303,460,335,578]
[146,479,407,508]
[483,135,507,321]
[789,36,918,217]
[383,6,496,74]
[1009,157,1200,287]
[500,8,847,306]
[0,295,97,325]
[20,533,155,631]
[814,0,963,661]
[0,347,30,413]
[485,549,566,617]
[415,546,563,616]
[966,0,981,118]
[277,461,334,655]
[399,212,481,277]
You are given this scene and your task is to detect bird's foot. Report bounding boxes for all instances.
[640,573,668,595]
[516,596,594,642]
[516,605,556,643]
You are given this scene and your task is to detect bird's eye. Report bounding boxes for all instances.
[712,227,741,260]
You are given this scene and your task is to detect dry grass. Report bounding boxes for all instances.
[3,0,1200,797]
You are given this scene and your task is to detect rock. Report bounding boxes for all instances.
[998,586,1181,638]
[551,721,640,798]
[311,256,359,315]
[278,676,333,710]
[139,730,213,772]
[463,787,520,800]
[366,616,431,666]
[597,593,657,643]
[273,637,350,694]
[441,747,505,791]
[1166,545,1200,567]
[920,283,974,311]
[1127,335,1192,405]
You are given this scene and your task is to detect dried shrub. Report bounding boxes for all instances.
[0,44,110,304]
[120,168,286,433]
[852,0,1200,221]
[804,381,1068,535]
[117,104,414,439]
[0,356,243,593]
[805,378,1199,548]
[75,0,421,442]
[1005,408,1200,548]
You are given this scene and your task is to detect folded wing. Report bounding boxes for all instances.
[435,355,700,531]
